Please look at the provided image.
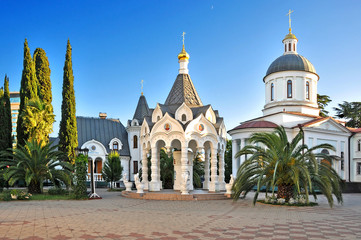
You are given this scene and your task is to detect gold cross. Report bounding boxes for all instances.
[286,9,294,32]
[182,32,186,46]
[141,80,144,95]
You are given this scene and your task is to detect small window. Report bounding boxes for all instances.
[113,141,118,151]
[271,83,274,101]
[182,114,187,121]
[288,43,291,52]
[157,116,160,121]
[287,80,292,98]
[357,162,361,175]
[133,135,138,149]
[133,161,139,174]
[284,44,287,52]
[306,81,310,100]
[358,140,361,152]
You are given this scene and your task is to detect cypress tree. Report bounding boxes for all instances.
[3,76,12,149]
[59,40,78,164]
[33,48,54,142]
[0,88,5,151]
[16,39,38,147]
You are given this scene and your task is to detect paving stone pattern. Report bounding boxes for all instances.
[0,189,360,239]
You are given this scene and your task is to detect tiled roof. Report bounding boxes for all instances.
[76,116,130,156]
[230,120,278,131]
[133,95,150,123]
[348,128,361,133]
[164,74,203,106]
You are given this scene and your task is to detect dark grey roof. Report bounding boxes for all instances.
[133,95,150,123]
[76,116,130,156]
[264,54,317,80]
[164,74,203,106]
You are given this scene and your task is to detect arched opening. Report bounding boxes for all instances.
[94,157,103,181]
[284,44,287,52]
[271,83,274,101]
[321,149,331,166]
[182,114,187,121]
[288,43,291,52]
[306,81,310,100]
[287,80,292,98]
[293,43,296,51]
[133,135,138,149]
[157,116,160,121]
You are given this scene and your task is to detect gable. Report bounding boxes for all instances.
[304,118,351,134]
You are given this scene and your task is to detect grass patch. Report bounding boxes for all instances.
[30,194,74,200]
[258,200,318,207]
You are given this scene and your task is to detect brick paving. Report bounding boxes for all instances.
[0,189,360,239]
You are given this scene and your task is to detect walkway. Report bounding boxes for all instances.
[0,189,360,239]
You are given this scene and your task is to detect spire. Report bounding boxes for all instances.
[283,10,298,54]
[133,94,150,123]
[141,79,144,96]
[178,32,190,74]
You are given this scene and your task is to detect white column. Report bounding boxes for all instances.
[240,138,246,166]
[141,149,149,190]
[149,147,160,191]
[181,146,189,194]
[218,150,226,191]
[203,148,210,189]
[232,140,241,176]
[209,147,219,192]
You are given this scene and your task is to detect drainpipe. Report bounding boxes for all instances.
[348,132,355,182]
[129,156,131,182]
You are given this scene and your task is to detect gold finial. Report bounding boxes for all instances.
[286,9,294,33]
[141,80,144,95]
[178,32,190,60]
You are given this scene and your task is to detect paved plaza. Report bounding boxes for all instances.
[0,189,360,240]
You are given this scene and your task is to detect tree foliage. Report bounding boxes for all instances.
[59,40,78,164]
[0,76,12,151]
[160,149,174,189]
[74,154,88,198]
[317,94,332,117]
[33,48,52,105]
[334,101,361,128]
[21,98,55,143]
[0,139,73,194]
[233,126,343,207]
[17,39,38,147]
[193,153,204,188]
[102,152,123,189]
[224,140,232,183]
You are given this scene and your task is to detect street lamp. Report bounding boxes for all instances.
[76,147,100,199]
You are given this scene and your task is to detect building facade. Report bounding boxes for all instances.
[10,92,20,145]
[228,26,361,183]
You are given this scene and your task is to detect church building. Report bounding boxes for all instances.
[228,22,361,184]
[77,40,227,192]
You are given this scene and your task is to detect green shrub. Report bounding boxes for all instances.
[48,187,69,195]
[74,154,88,199]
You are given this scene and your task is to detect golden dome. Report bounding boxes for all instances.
[178,45,190,60]
[283,28,298,41]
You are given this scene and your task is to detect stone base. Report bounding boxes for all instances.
[218,181,226,191]
[202,180,209,190]
[148,181,161,191]
[208,182,219,192]
[142,181,149,190]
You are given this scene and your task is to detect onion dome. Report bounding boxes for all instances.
[283,32,298,41]
[178,45,190,61]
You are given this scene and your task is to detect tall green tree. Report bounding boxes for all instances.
[102,152,123,189]
[233,126,343,207]
[33,48,53,143]
[224,140,232,183]
[17,39,38,147]
[0,76,12,151]
[334,101,361,128]
[317,94,332,117]
[59,40,78,164]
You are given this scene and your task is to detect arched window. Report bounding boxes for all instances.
[293,43,296,51]
[306,81,310,100]
[113,141,119,151]
[271,83,274,101]
[358,140,361,152]
[288,43,291,52]
[182,114,187,121]
[133,135,138,149]
[284,44,287,52]
[287,80,292,98]
[157,116,160,121]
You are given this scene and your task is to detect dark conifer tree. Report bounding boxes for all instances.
[16,39,38,147]
[33,48,54,142]
[59,40,78,163]
[3,75,12,149]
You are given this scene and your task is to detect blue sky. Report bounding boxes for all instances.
[0,1,360,137]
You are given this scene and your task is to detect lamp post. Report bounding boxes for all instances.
[75,147,101,199]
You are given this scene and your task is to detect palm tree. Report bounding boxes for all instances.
[160,148,174,189]
[233,126,343,207]
[0,139,73,194]
[334,101,361,128]
[102,151,123,189]
[22,98,55,144]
